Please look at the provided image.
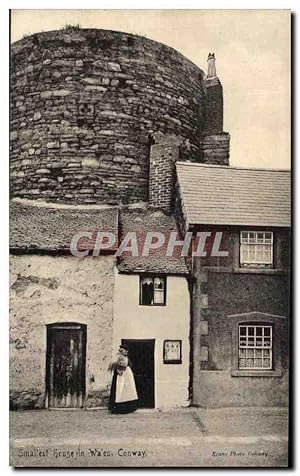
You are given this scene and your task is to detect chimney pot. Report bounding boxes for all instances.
[207,52,217,78]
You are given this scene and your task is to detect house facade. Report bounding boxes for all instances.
[176,163,290,407]
[9,28,290,411]
[113,209,191,408]
[9,203,118,409]
[10,203,192,410]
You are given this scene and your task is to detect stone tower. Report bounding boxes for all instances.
[10,29,209,205]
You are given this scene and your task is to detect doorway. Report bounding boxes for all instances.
[46,323,87,408]
[122,339,155,408]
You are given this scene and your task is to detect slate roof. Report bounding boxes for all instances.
[10,201,190,275]
[176,162,291,228]
[117,208,190,275]
[10,200,119,252]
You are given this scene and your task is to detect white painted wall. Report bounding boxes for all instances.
[113,270,190,408]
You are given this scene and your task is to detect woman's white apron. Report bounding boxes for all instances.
[115,366,138,403]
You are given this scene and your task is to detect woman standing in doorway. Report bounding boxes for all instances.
[108,344,138,414]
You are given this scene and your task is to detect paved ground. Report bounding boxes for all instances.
[10,407,289,468]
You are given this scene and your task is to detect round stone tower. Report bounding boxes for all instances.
[10,28,205,204]
[10,28,207,205]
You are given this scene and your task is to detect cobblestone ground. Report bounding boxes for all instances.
[10,407,289,468]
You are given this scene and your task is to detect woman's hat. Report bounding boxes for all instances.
[119,343,129,352]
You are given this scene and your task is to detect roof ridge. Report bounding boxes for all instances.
[176,162,291,173]
[11,198,119,210]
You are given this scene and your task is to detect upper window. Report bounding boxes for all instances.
[240,231,273,268]
[239,324,273,370]
[140,276,166,306]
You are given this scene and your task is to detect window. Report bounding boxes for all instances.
[238,324,272,370]
[230,312,285,377]
[140,276,166,306]
[163,340,182,364]
[240,231,273,267]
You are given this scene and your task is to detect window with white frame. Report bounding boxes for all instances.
[240,231,273,267]
[238,324,273,370]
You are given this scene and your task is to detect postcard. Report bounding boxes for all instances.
[9,9,291,467]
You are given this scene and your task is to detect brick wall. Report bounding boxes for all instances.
[149,134,180,211]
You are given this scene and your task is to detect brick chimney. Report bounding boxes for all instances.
[202,53,230,165]
[148,133,181,212]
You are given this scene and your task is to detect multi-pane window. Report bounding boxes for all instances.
[238,325,272,370]
[140,276,166,306]
[240,231,273,267]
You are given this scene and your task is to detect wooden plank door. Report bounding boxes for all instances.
[46,323,86,408]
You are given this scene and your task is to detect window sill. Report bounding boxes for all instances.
[233,268,288,275]
[163,361,182,365]
[203,267,288,275]
[231,369,282,378]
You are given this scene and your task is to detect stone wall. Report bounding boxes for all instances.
[203,76,223,135]
[189,226,290,407]
[193,267,289,407]
[10,29,206,205]
[202,133,230,165]
[200,75,230,166]
[9,254,115,409]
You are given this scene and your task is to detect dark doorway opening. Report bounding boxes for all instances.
[122,339,155,408]
[46,323,87,408]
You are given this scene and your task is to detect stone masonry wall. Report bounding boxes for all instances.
[191,227,290,407]
[196,270,289,407]
[10,29,206,205]
[203,77,223,135]
[10,254,115,409]
[201,76,230,165]
[202,133,230,165]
